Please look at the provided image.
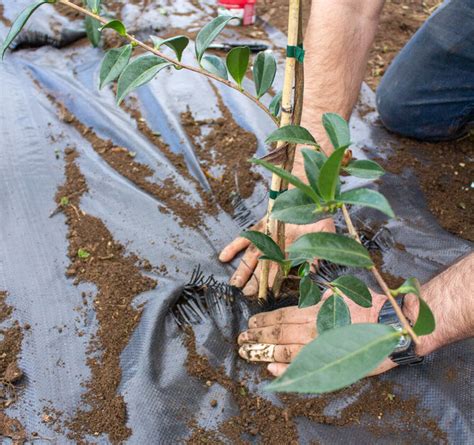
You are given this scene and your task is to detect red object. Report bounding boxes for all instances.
[217,0,257,26]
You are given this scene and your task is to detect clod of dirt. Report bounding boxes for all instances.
[0,292,27,444]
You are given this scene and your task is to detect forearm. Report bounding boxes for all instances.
[293,0,384,177]
[404,253,474,356]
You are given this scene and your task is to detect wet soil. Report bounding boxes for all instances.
[183,327,447,444]
[53,148,157,443]
[0,292,26,444]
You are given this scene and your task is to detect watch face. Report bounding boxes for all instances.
[389,323,411,352]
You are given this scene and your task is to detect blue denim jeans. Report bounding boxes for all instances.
[376,0,474,141]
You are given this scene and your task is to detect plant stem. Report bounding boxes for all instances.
[258,0,301,300]
[341,204,420,345]
[56,0,279,126]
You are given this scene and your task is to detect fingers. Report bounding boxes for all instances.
[229,245,259,288]
[267,362,288,377]
[238,322,316,345]
[219,236,250,262]
[239,343,303,363]
[248,305,318,329]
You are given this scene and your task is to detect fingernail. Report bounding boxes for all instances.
[238,332,248,344]
[230,275,241,287]
[267,363,278,375]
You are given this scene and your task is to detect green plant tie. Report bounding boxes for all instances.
[269,189,288,200]
[286,44,305,63]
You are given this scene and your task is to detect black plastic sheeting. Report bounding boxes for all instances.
[0,1,472,443]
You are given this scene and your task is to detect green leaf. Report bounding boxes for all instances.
[301,148,326,194]
[240,231,284,263]
[271,189,330,225]
[226,46,250,86]
[78,248,91,259]
[265,125,318,146]
[318,147,346,201]
[287,232,374,268]
[116,55,171,105]
[0,0,54,60]
[253,51,277,98]
[269,91,282,117]
[201,55,228,79]
[86,0,101,14]
[317,295,351,334]
[99,44,132,89]
[298,262,310,278]
[250,158,321,203]
[151,35,189,62]
[85,16,101,47]
[322,113,351,149]
[99,19,127,36]
[266,323,400,394]
[195,15,235,62]
[331,275,372,308]
[337,188,395,218]
[344,159,385,179]
[299,276,322,308]
[394,278,435,336]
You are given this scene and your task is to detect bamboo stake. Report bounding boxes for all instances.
[258,0,301,300]
[271,5,305,297]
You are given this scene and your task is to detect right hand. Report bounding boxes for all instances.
[219,217,335,296]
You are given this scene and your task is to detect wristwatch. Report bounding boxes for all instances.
[378,296,424,366]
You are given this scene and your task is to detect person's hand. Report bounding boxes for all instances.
[219,217,335,296]
[237,289,398,377]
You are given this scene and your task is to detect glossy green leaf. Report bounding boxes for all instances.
[99,44,132,89]
[338,188,395,218]
[201,55,228,79]
[344,159,385,179]
[269,91,282,117]
[265,125,318,146]
[99,19,126,36]
[253,51,277,98]
[301,148,326,194]
[298,262,310,278]
[318,147,346,201]
[116,55,171,105]
[394,278,435,336]
[226,46,250,86]
[0,0,55,60]
[271,189,330,225]
[240,230,284,263]
[331,275,372,308]
[287,232,374,268]
[322,113,351,149]
[317,295,351,334]
[299,276,322,308]
[151,35,189,62]
[85,16,101,47]
[266,323,400,393]
[195,15,235,61]
[250,158,320,203]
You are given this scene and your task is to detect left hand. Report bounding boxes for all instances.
[237,289,398,377]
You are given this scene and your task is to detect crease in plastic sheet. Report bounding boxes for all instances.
[0,1,472,443]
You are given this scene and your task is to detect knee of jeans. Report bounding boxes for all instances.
[375,81,420,138]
